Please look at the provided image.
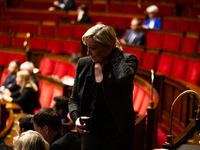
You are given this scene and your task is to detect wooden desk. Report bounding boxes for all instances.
[0,100,21,110]
[3,113,27,147]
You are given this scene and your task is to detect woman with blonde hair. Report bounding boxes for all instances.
[2,70,40,114]
[69,24,138,150]
[14,130,49,150]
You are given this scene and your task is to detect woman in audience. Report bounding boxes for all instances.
[71,4,91,24]
[14,130,49,150]
[142,5,162,29]
[69,24,138,150]
[2,70,40,114]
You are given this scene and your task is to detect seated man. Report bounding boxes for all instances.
[51,96,70,123]
[33,107,81,150]
[13,114,35,146]
[1,60,20,94]
[48,0,76,11]
[120,18,145,46]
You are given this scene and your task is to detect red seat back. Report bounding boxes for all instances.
[7,53,26,65]
[62,41,81,54]
[184,60,200,86]
[156,54,174,76]
[181,36,198,54]
[123,48,143,66]
[162,34,183,51]
[146,32,164,49]
[141,51,158,70]
[52,61,69,78]
[0,70,9,85]
[39,58,55,75]
[170,56,188,80]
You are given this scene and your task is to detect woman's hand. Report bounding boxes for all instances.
[2,93,13,102]
[2,88,11,96]
[95,63,103,83]
[75,117,90,134]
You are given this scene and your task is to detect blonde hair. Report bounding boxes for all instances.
[82,24,116,49]
[17,70,38,92]
[14,130,49,150]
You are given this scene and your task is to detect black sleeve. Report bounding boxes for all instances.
[12,88,32,106]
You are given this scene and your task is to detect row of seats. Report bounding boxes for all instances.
[0,51,26,66]
[123,46,200,86]
[145,30,200,54]
[39,57,76,78]
[0,20,92,37]
[0,33,82,54]
[2,7,200,33]
[2,25,200,55]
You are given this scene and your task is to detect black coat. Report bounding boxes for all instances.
[69,48,138,133]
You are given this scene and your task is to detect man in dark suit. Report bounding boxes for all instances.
[48,0,76,11]
[120,18,145,46]
[1,60,20,94]
[33,107,81,150]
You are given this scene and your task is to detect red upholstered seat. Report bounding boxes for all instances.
[184,60,200,86]
[2,10,18,19]
[66,63,76,78]
[111,16,128,30]
[18,23,38,34]
[17,12,33,20]
[38,1,53,10]
[40,24,55,36]
[141,51,158,70]
[90,3,106,12]
[56,25,75,38]
[38,81,54,107]
[47,13,64,22]
[0,22,20,33]
[0,70,9,85]
[62,41,81,54]
[39,58,55,75]
[123,48,143,66]
[0,52,9,66]
[162,19,176,31]
[162,34,183,52]
[51,87,63,101]
[170,56,188,80]
[52,61,69,78]
[175,20,191,32]
[123,3,141,14]
[156,54,174,76]
[145,32,164,49]
[46,39,63,54]
[138,94,150,115]
[13,37,26,47]
[32,12,47,21]
[197,44,200,54]
[107,3,123,13]
[181,36,198,54]
[30,37,48,51]
[189,21,200,34]
[74,26,90,39]
[132,84,139,104]
[21,1,38,9]
[133,87,146,113]
[0,35,12,46]
[7,53,26,65]
[97,16,112,25]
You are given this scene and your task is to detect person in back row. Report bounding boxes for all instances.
[120,18,145,46]
[142,5,162,29]
[33,107,81,150]
[13,114,35,146]
[20,61,39,88]
[1,60,20,94]
[48,0,76,11]
[2,70,40,114]
[71,4,91,24]
[51,96,70,123]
